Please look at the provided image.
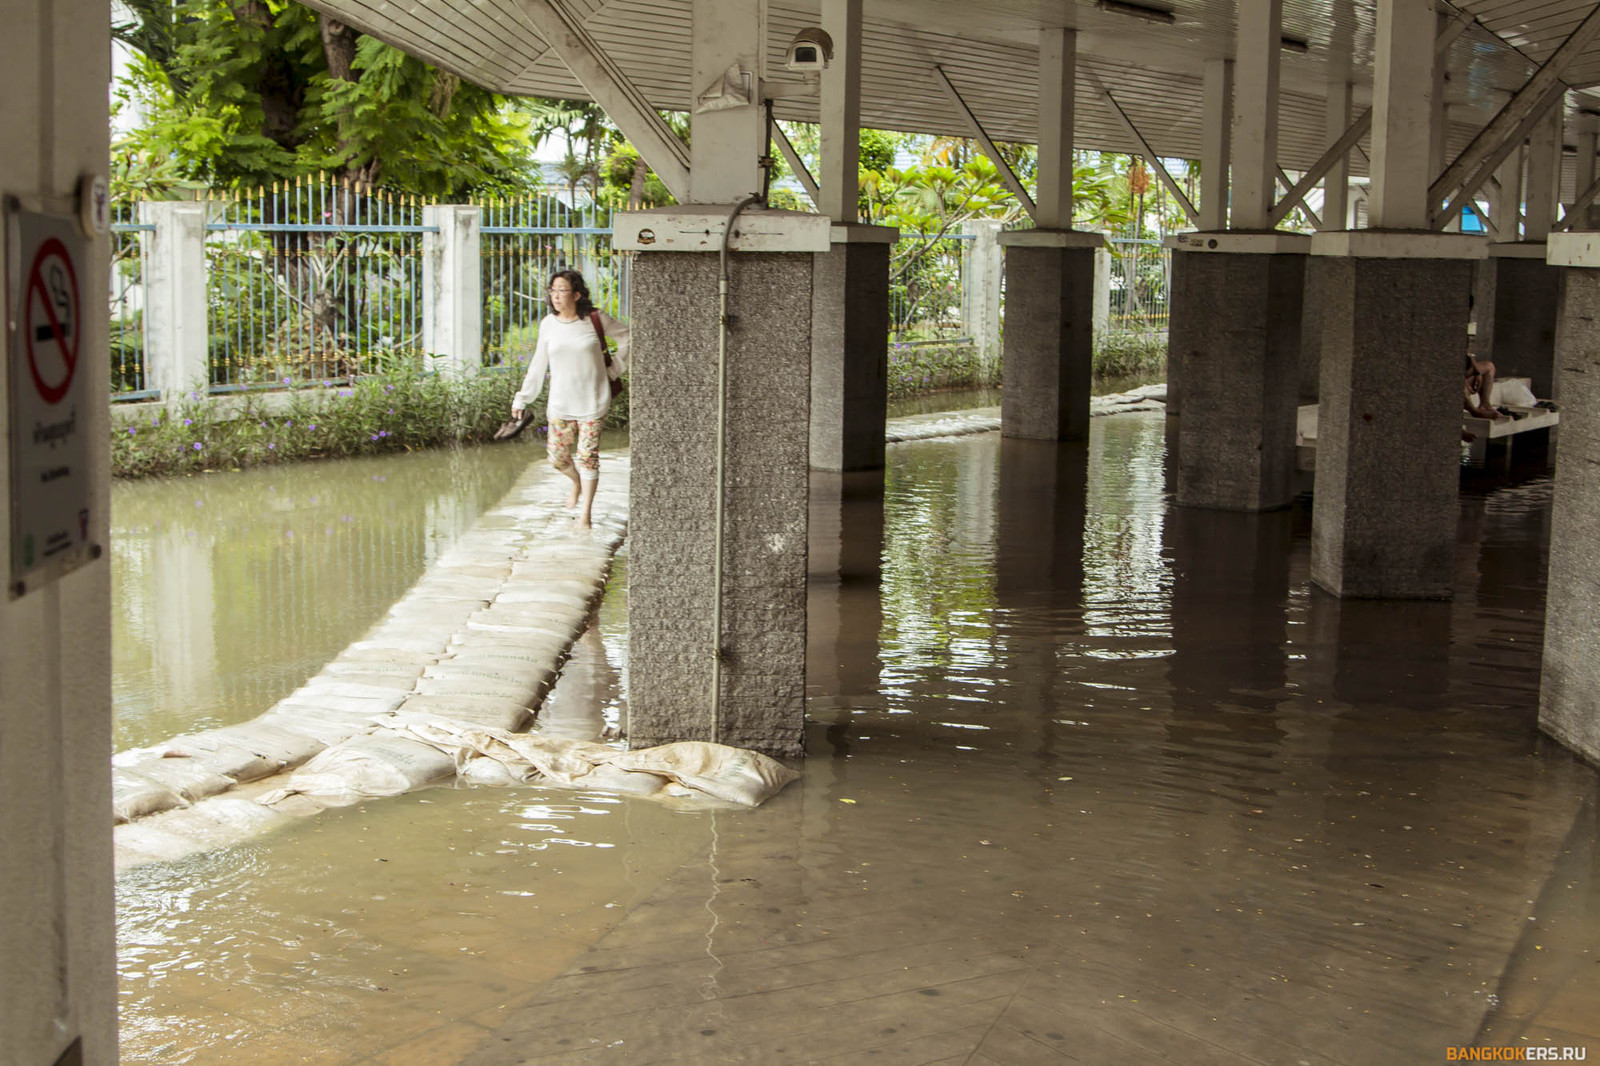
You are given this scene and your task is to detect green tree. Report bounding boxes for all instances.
[113,0,534,197]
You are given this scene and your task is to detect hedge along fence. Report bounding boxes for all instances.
[109,363,632,479]
[889,332,1167,402]
[110,332,1161,478]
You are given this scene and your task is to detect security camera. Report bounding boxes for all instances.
[785,27,833,72]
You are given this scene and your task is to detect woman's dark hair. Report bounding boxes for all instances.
[549,269,594,317]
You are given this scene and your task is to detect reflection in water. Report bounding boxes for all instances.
[111,446,541,752]
[117,415,1600,1063]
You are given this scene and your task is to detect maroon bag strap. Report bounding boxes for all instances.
[589,310,614,368]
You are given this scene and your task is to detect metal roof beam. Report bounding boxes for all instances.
[771,123,821,210]
[1433,83,1565,232]
[1100,88,1200,227]
[1429,5,1600,222]
[933,66,1037,223]
[1555,173,1600,232]
[1269,108,1371,227]
[1275,167,1322,229]
[518,0,691,202]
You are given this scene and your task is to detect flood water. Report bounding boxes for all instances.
[111,444,545,753]
[116,416,1600,1063]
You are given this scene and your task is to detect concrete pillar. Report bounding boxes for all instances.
[1170,235,1309,511]
[1478,245,1562,399]
[997,30,1098,441]
[1093,237,1113,336]
[1231,0,1282,229]
[420,204,482,373]
[963,219,1003,378]
[1299,255,1328,403]
[1575,120,1598,231]
[688,0,765,203]
[1,0,118,1060]
[1369,0,1436,229]
[1200,59,1233,232]
[1539,235,1600,763]
[1035,28,1077,230]
[1324,80,1353,231]
[818,0,861,223]
[812,225,894,471]
[142,200,210,397]
[1525,104,1563,241]
[618,209,829,756]
[998,232,1102,441]
[1308,232,1481,598]
[1492,147,1524,241]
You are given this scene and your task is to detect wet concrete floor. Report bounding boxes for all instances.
[116,414,1600,1063]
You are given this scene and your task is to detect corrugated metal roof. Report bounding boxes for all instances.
[301,0,1600,186]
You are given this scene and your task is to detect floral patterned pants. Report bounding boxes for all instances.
[547,418,603,481]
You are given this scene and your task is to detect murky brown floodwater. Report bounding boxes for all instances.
[111,443,548,753]
[116,416,1600,1064]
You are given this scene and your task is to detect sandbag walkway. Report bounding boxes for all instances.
[112,391,1167,871]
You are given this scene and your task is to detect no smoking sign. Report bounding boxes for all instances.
[8,207,95,597]
[24,236,80,405]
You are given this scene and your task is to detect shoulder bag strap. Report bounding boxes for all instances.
[589,310,614,369]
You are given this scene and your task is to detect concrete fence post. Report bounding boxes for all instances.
[963,219,1003,380]
[1093,232,1112,335]
[422,204,482,374]
[141,200,210,399]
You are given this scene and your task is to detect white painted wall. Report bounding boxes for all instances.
[0,1,118,1063]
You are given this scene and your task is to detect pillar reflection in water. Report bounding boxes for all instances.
[1163,506,1293,803]
[807,469,887,753]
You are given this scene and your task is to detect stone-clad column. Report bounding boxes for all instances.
[1539,235,1600,764]
[616,208,829,757]
[1167,233,1309,511]
[1309,231,1481,598]
[998,231,1103,441]
[811,225,895,471]
[1477,244,1562,399]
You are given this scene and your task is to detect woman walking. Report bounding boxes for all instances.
[511,270,629,529]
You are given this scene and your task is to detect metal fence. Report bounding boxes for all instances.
[478,194,629,368]
[1105,235,1171,333]
[889,231,973,344]
[203,180,430,387]
[110,200,149,397]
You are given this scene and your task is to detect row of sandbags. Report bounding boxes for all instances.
[112,482,622,826]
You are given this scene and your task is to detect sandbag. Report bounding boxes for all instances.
[134,757,236,803]
[112,769,186,823]
[607,743,801,808]
[257,733,458,809]
[165,722,325,782]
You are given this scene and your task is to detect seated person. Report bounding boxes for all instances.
[1463,355,1506,422]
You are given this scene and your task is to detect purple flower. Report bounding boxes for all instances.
[309,424,318,431]
[183,418,193,426]
[192,442,203,451]
[379,430,389,438]
[370,434,379,441]
[267,443,275,450]
[127,427,136,435]
[387,408,394,414]
[385,385,395,392]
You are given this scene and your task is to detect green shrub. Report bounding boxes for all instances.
[1093,330,1167,379]
[887,342,992,400]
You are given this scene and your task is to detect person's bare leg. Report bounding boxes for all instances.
[575,475,598,530]
[1472,358,1504,420]
[560,465,581,509]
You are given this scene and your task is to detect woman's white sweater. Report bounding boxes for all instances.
[513,311,631,422]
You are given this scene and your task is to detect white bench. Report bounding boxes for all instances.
[1295,378,1558,472]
